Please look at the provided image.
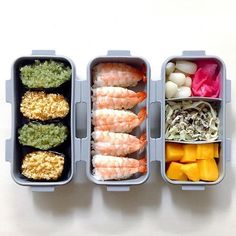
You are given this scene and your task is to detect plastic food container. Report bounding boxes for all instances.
[159,51,232,190]
[5,50,231,192]
[5,50,76,192]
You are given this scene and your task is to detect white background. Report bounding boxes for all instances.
[0,0,235,235]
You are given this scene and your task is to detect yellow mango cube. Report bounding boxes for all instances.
[197,159,219,181]
[166,143,184,162]
[197,144,214,160]
[181,163,200,182]
[214,143,219,158]
[180,144,197,163]
[166,162,187,181]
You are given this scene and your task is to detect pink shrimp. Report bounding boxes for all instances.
[92,155,147,180]
[93,63,146,88]
[92,107,147,133]
[92,131,146,156]
[92,87,146,109]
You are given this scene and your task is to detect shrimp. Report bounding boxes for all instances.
[92,155,147,180]
[93,63,146,88]
[92,87,146,109]
[92,107,146,133]
[92,131,146,156]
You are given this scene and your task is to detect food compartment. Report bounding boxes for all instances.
[164,57,225,100]
[163,102,225,185]
[86,54,150,186]
[165,100,221,142]
[165,142,221,182]
[161,53,227,187]
[8,55,74,186]
[163,99,224,184]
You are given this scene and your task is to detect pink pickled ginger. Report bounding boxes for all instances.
[192,62,220,98]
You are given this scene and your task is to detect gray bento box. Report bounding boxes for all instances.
[5,50,231,192]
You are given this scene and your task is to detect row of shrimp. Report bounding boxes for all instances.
[92,62,147,181]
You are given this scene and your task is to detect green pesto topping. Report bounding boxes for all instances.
[18,122,68,150]
[20,60,71,88]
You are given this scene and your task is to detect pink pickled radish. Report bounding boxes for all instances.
[192,63,220,98]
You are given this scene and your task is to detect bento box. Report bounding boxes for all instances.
[5,50,231,192]
[5,50,76,192]
[152,50,231,190]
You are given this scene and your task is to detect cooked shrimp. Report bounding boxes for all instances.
[92,155,147,180]
[93,63,146,88]
[92,87,146,109]
[92,131,146,156]
[92,107,146,133]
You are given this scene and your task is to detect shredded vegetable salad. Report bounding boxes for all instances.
[165,101,219,141]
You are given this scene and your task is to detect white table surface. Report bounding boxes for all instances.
[0,0,235,235]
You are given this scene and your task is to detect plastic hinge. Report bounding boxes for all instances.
[149,79,156,103]
[107,50,131,57]
[149,79,163,162]
[149,137,156,162]
[80,80,89,102]
[5,139,13,163]
[74,137,81,163]
[31,50,56,55]
[226,80,231,103]
[81,79,89,162]
[156,138,163,161]
[150,138,162,162]
[226,138,231,162]
[81,139,89,162]
[182,50,206,56]
[74,79,81,103]
[156,80,163,101]
[6,79,13,103]
[107,186,130,192]
[31,186,55,192]
[181,185,205,191]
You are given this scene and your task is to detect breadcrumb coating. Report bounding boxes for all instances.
[20,91,69,121]
[22,151,64,180]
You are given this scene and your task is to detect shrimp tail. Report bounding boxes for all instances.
[138,107,147,124]
[136,91,147,103]
[141,64,147,83]
[143,75,147,83]
[139,158,147,173]
[139,133,147,150]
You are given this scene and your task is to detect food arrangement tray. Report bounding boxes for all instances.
[5,50,232,192]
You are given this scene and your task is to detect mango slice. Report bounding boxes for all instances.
[197,159,219,181]
[214,143,219,158]
[197,144,215,159]
[166,143,184,162]
[180,144,197,163]
[181,163,200,182]
[166,162,187,181]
